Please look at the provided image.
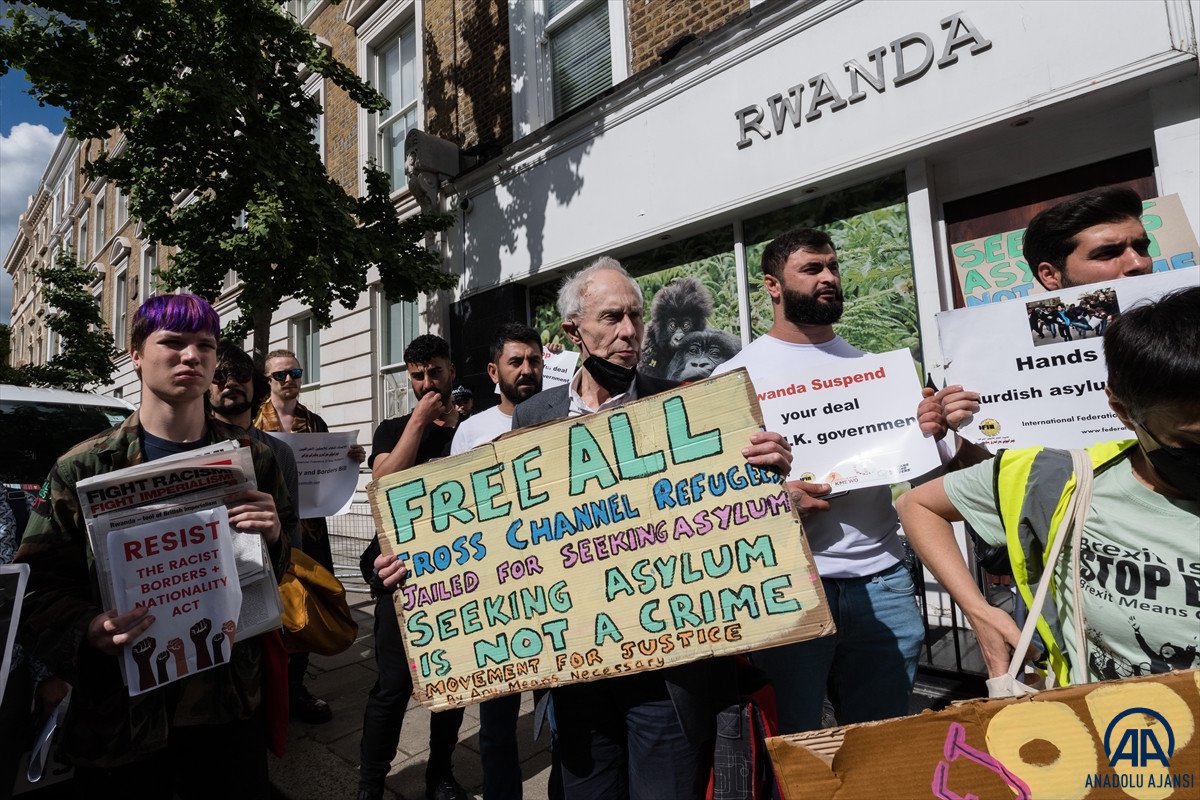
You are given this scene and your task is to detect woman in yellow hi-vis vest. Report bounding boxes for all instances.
[897,286,1200,687]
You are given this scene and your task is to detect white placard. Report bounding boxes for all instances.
[756,348,940,490]
[937,269,1197,450]
[541,347,580,391]
[106,506,242,696]
[267,431,359,518]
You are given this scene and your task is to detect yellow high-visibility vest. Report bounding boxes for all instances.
[992,439,1137,685]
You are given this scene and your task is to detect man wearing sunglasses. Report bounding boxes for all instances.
[255,349,366,725]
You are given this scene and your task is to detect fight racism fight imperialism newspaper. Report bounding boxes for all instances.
[76,441,283,692]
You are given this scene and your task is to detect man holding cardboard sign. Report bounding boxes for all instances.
[713,228,979,734]
[506,257,795,800]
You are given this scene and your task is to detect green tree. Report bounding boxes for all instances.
[6,250,121,391]
[0,0,457,360]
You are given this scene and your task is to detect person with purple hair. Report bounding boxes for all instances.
[15,293,298,799]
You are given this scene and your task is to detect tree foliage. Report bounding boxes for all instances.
[0,0,457,358]
[3,249,120,391]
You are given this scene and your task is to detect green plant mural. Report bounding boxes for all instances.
[530,174,921,374]
[531,226,738,351]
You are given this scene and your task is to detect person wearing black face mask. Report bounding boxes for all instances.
[502,256,795,800]
[898,285,1200,687]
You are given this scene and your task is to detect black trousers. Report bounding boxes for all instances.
[358,593,465,791]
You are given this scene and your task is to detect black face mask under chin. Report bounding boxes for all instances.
[1144,444,1200,502]
[1137,422,1200,502]
[581,347,637,395]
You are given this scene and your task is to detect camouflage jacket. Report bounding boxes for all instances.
[15,411,295,767]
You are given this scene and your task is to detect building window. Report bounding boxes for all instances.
[94,193,106,255]
[291,314,321,385]
[305,74,325,163]
[141,244,158,300]
[78,216,88,261]
[287,0,321,22]
[112,262,129,348]
[115,185,129,229]
[361,7,419,193]
[376,289,419,420]
[510,0,629,136]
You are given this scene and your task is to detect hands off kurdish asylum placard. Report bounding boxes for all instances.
[368,371,832,710]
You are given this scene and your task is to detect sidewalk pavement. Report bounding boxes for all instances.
[269,593,554,800]
[268,594,982,800]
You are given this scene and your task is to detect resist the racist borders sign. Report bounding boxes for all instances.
[368,370,832,710]
[767,669,1200,800]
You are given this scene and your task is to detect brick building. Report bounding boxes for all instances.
[6,0,1200,506]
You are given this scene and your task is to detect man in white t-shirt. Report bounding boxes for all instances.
[451,323,545,455]
[449,322,545,800]
[713,227,979,733]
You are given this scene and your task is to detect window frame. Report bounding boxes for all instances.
[304,73,326,163]
[356,1,422,198]
[112,259,130,349]
[373,286,420,422]
[93,191,107,255]
[509,0,629,137]
[290,314,322,387]
[141,243,158,301]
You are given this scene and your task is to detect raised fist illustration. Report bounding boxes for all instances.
[132,636,158,692]
[189,618,214,670]
[156,650,171,684]
[222,620,237,649]
[211,632,226,665]
[167,637,188,677]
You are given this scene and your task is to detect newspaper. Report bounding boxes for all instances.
[77,441,283,646]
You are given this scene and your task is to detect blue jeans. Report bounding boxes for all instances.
[752,560,923,733]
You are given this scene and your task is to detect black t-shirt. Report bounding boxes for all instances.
[362,413,456,587]
[368,413,456,470]
[140,429,212,462]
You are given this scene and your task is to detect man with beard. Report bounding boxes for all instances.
[1026,185,1153,290]
[209,341,300,551]
[451,323,544,456]
[254,348,366,725]
[358,334,468,800]
[713,228,979,733]
[494,256,793,800]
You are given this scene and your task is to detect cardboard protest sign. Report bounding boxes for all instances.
[105,506,242,696]
[767,669,1200,800]
[267,431,359,518]
[950,194,1199,307]
[753,348,940,490]
[937,269,1196,450]
[368,370,832,710]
